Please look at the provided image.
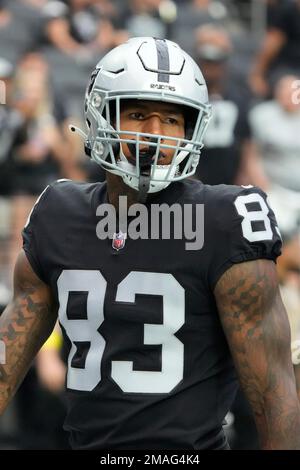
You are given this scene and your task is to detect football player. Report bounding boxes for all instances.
[0,37,300,450]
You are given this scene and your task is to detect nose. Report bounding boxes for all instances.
[142,115,164,138]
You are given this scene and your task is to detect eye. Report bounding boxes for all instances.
[129,112,144,120]
[165,117,179,125]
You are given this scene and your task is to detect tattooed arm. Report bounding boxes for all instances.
[214,259,300,450]
[0,251,57,414]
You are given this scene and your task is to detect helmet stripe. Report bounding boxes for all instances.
[155,39,170,83]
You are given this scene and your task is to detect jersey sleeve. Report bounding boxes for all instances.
[207,185,282,289]
[22,185,52,284]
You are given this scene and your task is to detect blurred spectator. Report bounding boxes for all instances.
[121,0,175,38]
[0,58,24,307]
[11,52,73,194]
[8,52,81,277]
[13,323,69,449]
[23,0,49,6]
[247,74,300,238]
[92,0,130,29]
[36,325,66,395]
[193,24,251,185]
[0,58,24,197]
[250,0,300,97]
[0,0,43,65]
[244,72,300,349]
[44,0,128,62]
[171,0,228,54]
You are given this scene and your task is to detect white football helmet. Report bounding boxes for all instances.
[72,37,212,197]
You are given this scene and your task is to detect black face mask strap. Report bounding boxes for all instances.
[137,173,151,203]
[127,141,157,203]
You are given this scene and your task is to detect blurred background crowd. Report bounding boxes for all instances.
[0,0,300,450]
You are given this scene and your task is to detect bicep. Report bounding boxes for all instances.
[0,251,57,411]
[214,259,294,410]
[9,250,58,345]
[214,258,289,342]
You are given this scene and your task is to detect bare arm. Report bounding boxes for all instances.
[46,18,82,54]
[0,251,58,414]
[36,323,66,394]
[235,140,270,191]
[250,29,286,96]
[214,259,300,449]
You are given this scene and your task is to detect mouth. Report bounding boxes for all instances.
[126,144,167,167]
[126,155,168,168]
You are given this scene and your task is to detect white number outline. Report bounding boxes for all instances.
[58,270,107,391]
[58,271,185,394]
[234,193,273,242]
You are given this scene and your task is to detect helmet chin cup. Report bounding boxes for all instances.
[118,160,177,194]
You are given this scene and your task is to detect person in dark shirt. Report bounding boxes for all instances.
[44,0,128,61]
[0,58,25,196]
[193,25,250,185]
[250,0,300,97]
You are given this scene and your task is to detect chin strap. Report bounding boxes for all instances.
[137,172,151,203]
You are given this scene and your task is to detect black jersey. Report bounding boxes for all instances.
[22,178,281,450]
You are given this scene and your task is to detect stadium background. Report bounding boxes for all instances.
[0,0,300,449]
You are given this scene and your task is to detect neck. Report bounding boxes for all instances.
[106,172,141,210]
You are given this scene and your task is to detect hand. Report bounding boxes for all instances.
[36,348,66,394]
[17,139,48,164]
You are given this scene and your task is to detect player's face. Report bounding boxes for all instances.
[119,100,185,165]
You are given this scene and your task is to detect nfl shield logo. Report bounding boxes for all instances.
[112,230,127,251]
